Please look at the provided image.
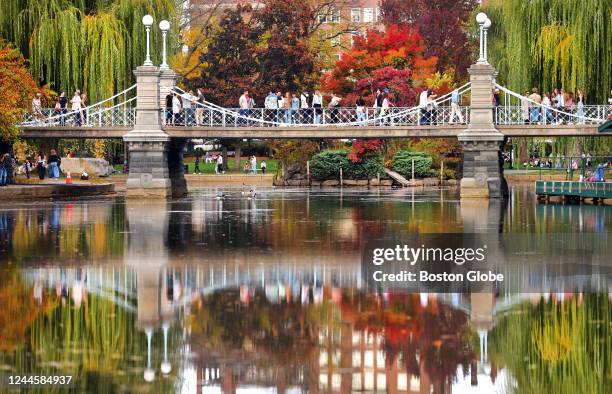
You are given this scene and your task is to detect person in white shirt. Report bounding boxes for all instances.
[328,93,342,124]
[300,92,310,123]
[71,90,82,126]
[32,93,43,121]
[449,88,464,124]
[312,91,323,124]
[419,89,429,125]
[250,155,257,174]
[182,91,194,125]
[172,94,182,125]
[216,154,224,174]
[195,88,205,125]
[379,93,391,125]
[238,91,250,125]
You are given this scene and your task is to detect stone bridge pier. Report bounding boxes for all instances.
[459,63,508,199]
[124,65,186,198]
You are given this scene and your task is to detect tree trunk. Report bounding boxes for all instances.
[235,141,241,174]
[222,145,228,171]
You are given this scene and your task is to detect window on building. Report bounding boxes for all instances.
[351,8,361,22]
[376,7,381,22]
[318,12,327,23]
[331,35,340,46]
[330,8,341,23]
[363,8,373,23]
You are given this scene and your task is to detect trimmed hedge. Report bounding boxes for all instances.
[310,150,385,180]
[392,151,436,178]
[346,154,385,180]
[310,150,349,180]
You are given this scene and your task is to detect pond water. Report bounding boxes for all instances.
[0,187,610,393]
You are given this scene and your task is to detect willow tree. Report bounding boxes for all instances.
[0,0,178,102]
[484,0,611,103]
[483,0,611,157]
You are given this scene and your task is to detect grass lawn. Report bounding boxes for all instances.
[114,159,278,175]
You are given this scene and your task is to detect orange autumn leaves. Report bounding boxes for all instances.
[0,40,38,140]
[320,25,437,106]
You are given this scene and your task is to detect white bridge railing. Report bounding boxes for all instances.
[166,84,472,128]
[493,84,610,126]
[19,81,611,130]
[20,85,137,128]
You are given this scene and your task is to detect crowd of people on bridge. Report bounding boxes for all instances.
[509,87,612,125]
[31,90,90,126]
[162,87,465,127]
[28,86,611,128]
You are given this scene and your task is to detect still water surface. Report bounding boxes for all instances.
[0,187,609,393]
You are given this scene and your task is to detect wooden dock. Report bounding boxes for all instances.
[535,180,612,202]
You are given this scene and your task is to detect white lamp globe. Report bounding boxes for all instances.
[476,12,488,25]
[159,20,170,32]
[483,18,492,29]
[142,14,154,27]
[144,368,155,382]
[161,361,172,374]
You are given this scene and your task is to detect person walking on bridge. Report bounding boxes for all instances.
[195,88,205,125]
[239,90,251,126]
[71,90,82,126]
[418,89,430,125]
[265,91,279,125]
[328,93,342,124]
[312,91,323,124]
[291,94,300,124]
[172,93,182,126]
[449,88,464,124]
[32,92,43,122]
[183,90,195,125]
[300,92,311,124]
[356,95,366,124]
[165,93,173,125]
[528,88,542,124]
[282,92,292,124]
[59,91,68,126]
[576,89,585,124]
[521,91,530,124]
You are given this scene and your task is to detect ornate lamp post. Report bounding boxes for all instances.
[483,17,492,64]
[159,20,170,70]
[476,12,489,65]
[142,14,154,66]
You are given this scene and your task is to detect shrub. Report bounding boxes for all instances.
[346,154,385,180]
[310,150,385,180]
[310,150,350,180]
[392,151,436,178]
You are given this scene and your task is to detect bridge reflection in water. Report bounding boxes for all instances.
[0,189,609,393]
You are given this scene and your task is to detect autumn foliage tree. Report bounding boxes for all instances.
[381,0,478,80]
[186,1,320,106]
[320,25,437,107]
[0,40,38,143]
